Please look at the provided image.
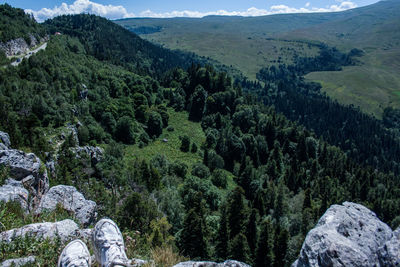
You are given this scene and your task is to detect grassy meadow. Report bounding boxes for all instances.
[124,108,204,168]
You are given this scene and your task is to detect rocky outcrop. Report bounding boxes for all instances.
[378,227,400,266]
[0,38,30,57]
[292,202,399,267]
[37,185,97,226]
[70,146,104,165]
[0,148,49,203]
[0,34,47,57]
[0,219,79,243]
[0,256,36,267]
[63,123,79,145]
[173,260,251,267]
[0,131,49,206]
[0,179,30,212]
[0,131,11,149]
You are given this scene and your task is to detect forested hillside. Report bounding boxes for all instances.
[0,4,46,43]
[44,14,196,77]
[1,5,400,266]
[246,46,400,174]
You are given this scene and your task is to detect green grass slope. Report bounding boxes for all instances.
[125,108,205,168]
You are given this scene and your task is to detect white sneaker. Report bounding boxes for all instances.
[58,239,91,267]
[92,218,129,267]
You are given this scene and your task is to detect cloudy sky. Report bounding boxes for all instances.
[3,0,380,21]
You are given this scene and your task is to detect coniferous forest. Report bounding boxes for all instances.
[0,4,400,266]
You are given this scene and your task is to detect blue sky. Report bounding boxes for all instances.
[2,0,380,21]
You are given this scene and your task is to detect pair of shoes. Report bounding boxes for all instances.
[58,219,129,267]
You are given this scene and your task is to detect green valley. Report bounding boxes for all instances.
[116,0,400,117]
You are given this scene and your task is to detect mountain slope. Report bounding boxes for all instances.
[116,0,400,117]
[1,5,400,266]
[45,14,196,77]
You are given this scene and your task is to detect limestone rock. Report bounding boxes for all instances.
[0,179,30,212]
[0,256,35,267]
[378,227,400,266]
[0,219,79,243]
[0,38,30,57]
[173,260,251,267]
[77,228,93,241]
[37,185,97,226]
[70,146,104,165]
[0,148,49,201]
[0,35,48,57]
[292,202,394,267]
[45,159,56,178]
[65,123,79,145]
[0,131,11,149]
[130,258,148,266]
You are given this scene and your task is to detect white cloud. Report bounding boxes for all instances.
[25,0,134,22]
[138,2,358,18]
[26,0,358,21]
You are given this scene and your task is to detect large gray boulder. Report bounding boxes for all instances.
[0,219,79,243]
[0,131,11,149]
[0,148,49,200]
[0,179,30,212]
[378,227,400,266]
[37,185,97,226]
[292,202,395,267]
[0,256,35,267]
[173,260,251,267]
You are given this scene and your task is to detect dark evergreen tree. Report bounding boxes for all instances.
[147,111,163,138]
[189,85,207,121]
[215,205,229,260]
[179,208,209,259]
[115,116,135,144]
[247,209,259,255]
[273,227,289,267]
[227,187,249,239]
[228,233,252,265]
[180,135,191,152]
[179,192,209,259]
[255,218,275,267]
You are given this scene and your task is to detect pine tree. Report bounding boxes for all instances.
[255,218,275,267]
[179,192,209,259]
[246,209,259,255]
[228,233,252,265]
[215,205,229,260]
[227,187,249,239]
[273,227,289,267]
[179,208,209,259]
[274,181,288,220]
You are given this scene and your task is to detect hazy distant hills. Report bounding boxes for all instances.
[115,0,400,117]
[278,0,400,49]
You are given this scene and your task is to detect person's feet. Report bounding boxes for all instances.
[58,239,91,267]
[92,218,129,267]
